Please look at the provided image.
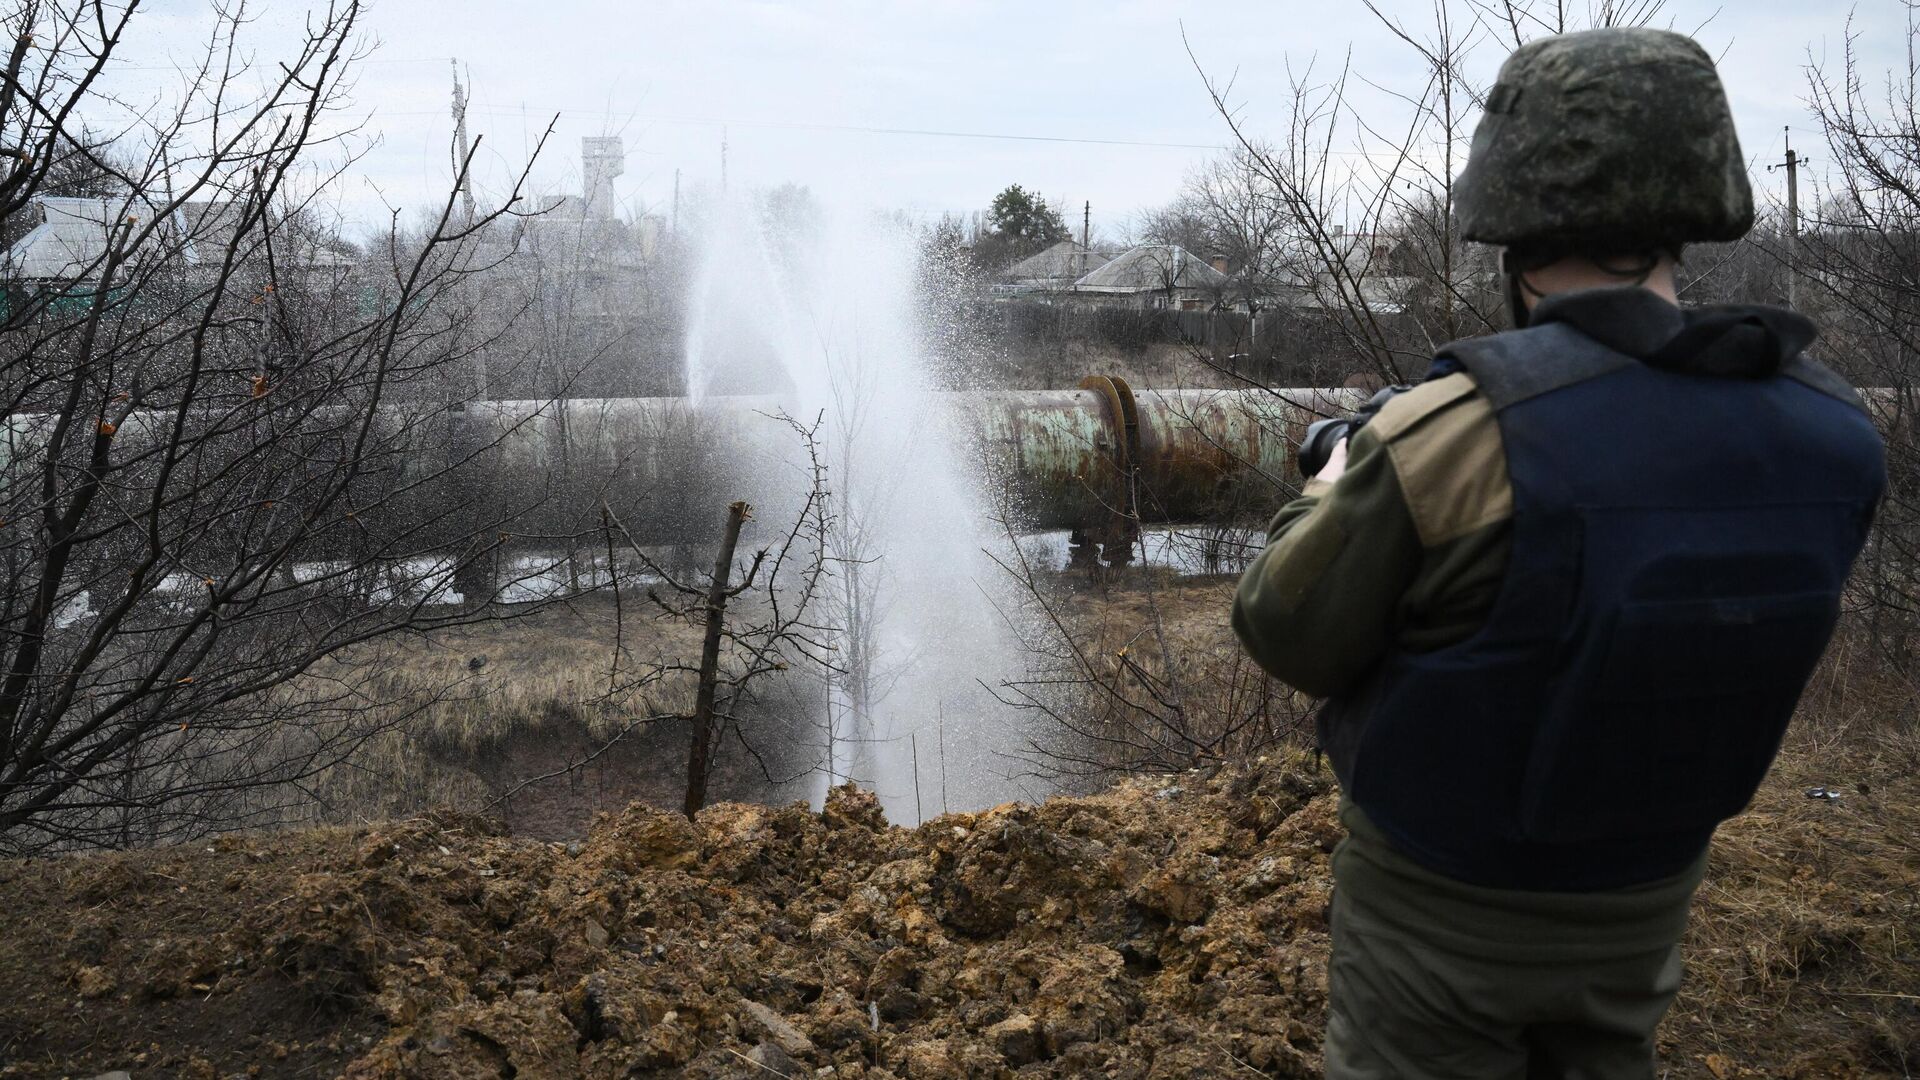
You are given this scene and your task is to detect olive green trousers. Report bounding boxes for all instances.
[1324,886,1684,1079]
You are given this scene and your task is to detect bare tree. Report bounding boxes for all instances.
[1793,9,1920,658]
[1167,1,1677,390]
[603,412,836,818]
[1143,145,1293,317]
[0,0,579,852]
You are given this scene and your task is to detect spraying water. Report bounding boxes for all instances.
[682,191,1041,822]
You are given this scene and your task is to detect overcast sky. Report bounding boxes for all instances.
[105,1,1909,239]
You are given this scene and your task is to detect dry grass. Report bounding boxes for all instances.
[1013,568,1316,782]
[1662,626,1920,1077]
[1672,739,1920,1076]
[1055,580,1920,1076]
[357,599,703,753]
[290,571,1283,827]
[289,597,706,825]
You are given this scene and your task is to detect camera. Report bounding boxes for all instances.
[1298,385,1415,479]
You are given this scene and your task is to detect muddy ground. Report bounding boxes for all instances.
[0,739,1914,1079]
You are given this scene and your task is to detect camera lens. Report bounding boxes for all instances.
[1298,418,1351,479]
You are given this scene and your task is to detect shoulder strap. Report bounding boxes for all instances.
[1434,324,1636,412]
[1782,356,1869,414]
[1366,373,1477,444]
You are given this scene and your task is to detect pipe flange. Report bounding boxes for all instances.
[1078,374,1141,548]
[1077,374,1139,487]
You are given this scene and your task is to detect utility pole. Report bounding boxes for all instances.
[672,168,681,233]
[720,127,729,193]
[1768,126,1802,309]
[450,59,477,225]
[158,143,193,265]
[450,59,482,403]
[1081,199,1091,278]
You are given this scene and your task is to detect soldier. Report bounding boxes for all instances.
[1233,27,1886,1080]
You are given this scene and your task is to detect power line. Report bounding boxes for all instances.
[81,64,1425,164]
[100,55,455,72]
[377,105,1427,161]
[374,106,1232,152]
[67,58,1414,161]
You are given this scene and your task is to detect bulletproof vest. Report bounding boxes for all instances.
[1319,322,1885,891]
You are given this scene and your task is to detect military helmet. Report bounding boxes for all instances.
[1455,27,1753,253]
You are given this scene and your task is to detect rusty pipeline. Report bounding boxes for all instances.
[0,377,1360,560]
[436,378,1358,544]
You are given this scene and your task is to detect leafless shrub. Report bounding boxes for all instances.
[1786,8,1920,661]
[586,412,836,817]
[988,514,1314,786]
[0,0,590,852]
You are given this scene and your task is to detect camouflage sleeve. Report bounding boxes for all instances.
[1232,422,1423,697]
[1232,374,1513,697]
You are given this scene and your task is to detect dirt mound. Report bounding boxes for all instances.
[0,760,1335,1079]
[0,747,1915,1079]
[318,760,1340,1079]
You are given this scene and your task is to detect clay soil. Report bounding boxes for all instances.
[0,738,1914,1079]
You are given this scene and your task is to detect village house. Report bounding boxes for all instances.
[0,193,356,319]
[1068,243,1228,310]
[993,239,1115,295]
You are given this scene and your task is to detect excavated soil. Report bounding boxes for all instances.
[0,747,1915,1079]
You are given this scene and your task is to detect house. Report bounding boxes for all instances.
[1,192,373,328]
[0,194,344,279]
[0,196,156,318]
[1070,244,1228,310]
[1,196,136,284]
[1210,230,1448,316]
[995,240,1114,294]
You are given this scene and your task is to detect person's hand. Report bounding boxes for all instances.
[1316,437,1351,485]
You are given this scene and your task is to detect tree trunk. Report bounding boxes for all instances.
[684,500,748,819]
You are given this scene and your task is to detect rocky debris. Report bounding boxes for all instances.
[73,966,115,1001]
[741,999,816,1057]
[5,735,1920,1080]
[984,1012,1041,1066]
[3,736,1915,1080]
[11,756,1337,1078]
[820,782,889,832]
[745,1040,807,1077]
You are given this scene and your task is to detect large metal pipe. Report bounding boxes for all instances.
[1,378,1358,562]
[440,378,1356,537]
